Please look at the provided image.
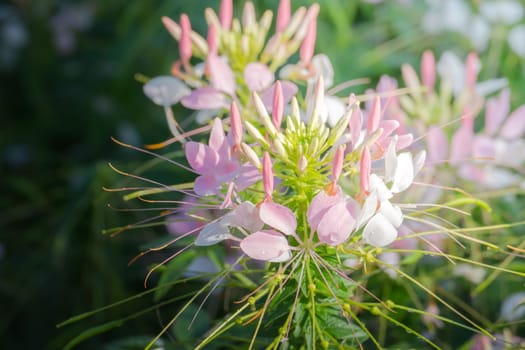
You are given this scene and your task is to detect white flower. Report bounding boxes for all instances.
[480,0,524,25]
[500,292,525,322]
[508,25,525,58]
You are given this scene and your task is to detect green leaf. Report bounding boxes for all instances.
[317,306,368,345]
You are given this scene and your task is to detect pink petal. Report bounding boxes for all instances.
[259,202,297,236]
[240,230,291,262]
[194,174,219,196]
[209,118,229,158]
[363,213,398,247]
[208,54,236,96]
[244,63,274,92]
[472,135,496,159]
[307,187,344,231]
[317,201,356,246]
[427,126,448,162]
[500,105,525,139]
[225,201,264,232]
[185,141,218,173]
[181,87,229,110]
[396,133,413,150]
[485,88,510,136]
[379,120,400,138]
[450,123,474,164]
[236,164,262,191]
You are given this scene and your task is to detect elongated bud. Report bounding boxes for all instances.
[273,137,287,157]
[367,96,381,134]
[421,50,435,92]
[401,64,421,92]
[244,120,269,148]
[241,142,261,168]
[349,100,363,148]
[272,81,284,129]
[465,52,480,89]
[300,9,317,65]
[220,0,233,30]
[207,24,218,57]
[263,152,274,201]
[298,155,307,173]
[360,146,371,195]
[162,16,181,41]
[179,14,192,67]
[230,101,243,147]
[331,144,345,183]
[308,76,324,130]
[276,0,291,33]
[253,91,278,137]
[242,1,256,28]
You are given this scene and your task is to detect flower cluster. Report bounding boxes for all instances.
[104,1,525,349]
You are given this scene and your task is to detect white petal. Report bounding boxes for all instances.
[363,213,398,247]
[508,25,525,58]
[500,292,525,322]
[480,0,524,24]
[143,76,191,106]
[391,152,414,193]
[384,137,398,183]
[379,201,403,228]
[356,191,377,230]
[194,221,232,246]
[413,150,426,176]
[369,174,393,201]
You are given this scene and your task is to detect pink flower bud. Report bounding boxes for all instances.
[360,146,371,195]
[207,24,217,57]
[220,0,233,30]
[465,52,480,89]
[421,50,435,92]
[300,11,317,65]
[276,0,291,33]
[272,80,284,129]
[179,14,192,67]
[331,144,345,183]
[367,96,381,134]
[230,101,243,148]
[263,152,274,201]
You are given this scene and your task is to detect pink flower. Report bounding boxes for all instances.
[185,118,260,196]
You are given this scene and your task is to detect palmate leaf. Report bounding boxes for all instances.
[317,305,368,345]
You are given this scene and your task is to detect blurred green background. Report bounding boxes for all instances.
[1,1,524,349]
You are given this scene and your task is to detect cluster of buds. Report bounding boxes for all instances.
[143,0,321,134]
